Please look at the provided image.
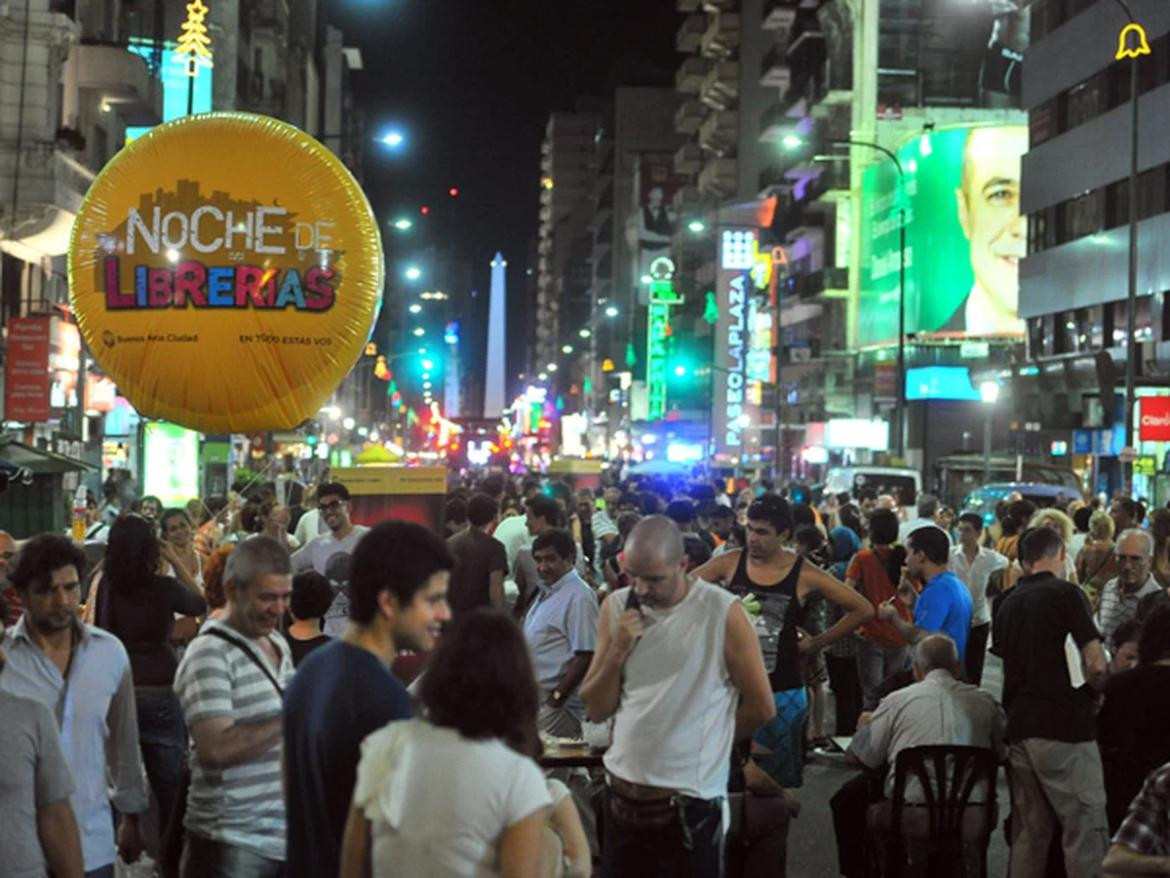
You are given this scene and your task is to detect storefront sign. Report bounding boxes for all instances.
[1139,396,1170,441]
[4,317,51,422]
[713,228,759,456]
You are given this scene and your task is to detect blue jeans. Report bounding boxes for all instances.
[856,640,909,710]
[136,689,186,838]
[181,833,286,878]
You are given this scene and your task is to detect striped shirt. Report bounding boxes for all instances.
[174,618,294,861]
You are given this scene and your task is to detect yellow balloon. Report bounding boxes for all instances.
[68,112,383,434]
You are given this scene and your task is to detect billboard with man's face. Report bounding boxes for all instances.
[858,124,1027,345]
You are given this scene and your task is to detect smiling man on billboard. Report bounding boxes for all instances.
[944,125,1028,335]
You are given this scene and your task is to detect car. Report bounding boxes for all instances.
[824,466,922,507]
[961,482,1084,530]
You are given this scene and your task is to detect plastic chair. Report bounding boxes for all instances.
[872,745,999,878]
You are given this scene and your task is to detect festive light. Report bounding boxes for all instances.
[174,0,213,76]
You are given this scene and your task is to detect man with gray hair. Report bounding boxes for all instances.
[1096,528,1160,645]
[174,536,294,877]
[899,493,949,544]
[831,634,1006,877]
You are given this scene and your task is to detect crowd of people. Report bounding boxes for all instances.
[3,471,1170,877]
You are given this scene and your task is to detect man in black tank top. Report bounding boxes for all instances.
[694,495,874,788]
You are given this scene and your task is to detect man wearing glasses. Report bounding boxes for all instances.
[1096,529,1161,646]
[292,483,368,636]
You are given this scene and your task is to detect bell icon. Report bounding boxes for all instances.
[1116,22,1152,60]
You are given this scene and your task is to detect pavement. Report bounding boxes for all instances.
[788,649,1011,877]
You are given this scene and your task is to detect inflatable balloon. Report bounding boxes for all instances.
[68,112,383,434]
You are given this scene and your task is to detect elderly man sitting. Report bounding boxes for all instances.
[830,634,1007,878]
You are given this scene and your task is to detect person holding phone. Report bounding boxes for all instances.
[581,515,775,877]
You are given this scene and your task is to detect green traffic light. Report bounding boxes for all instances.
[306,434,318,447]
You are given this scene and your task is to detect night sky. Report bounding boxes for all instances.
[326,0,679,340]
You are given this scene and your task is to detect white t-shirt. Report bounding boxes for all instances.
[493,514,532,577]
[353,719,552,878]
[290,525,369,577]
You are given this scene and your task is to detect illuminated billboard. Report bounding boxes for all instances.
[858,124,1027,345]
[142,421,200,505]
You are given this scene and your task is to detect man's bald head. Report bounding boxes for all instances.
[624,515,685,567]
[623,516,689,609]
[913,633,961,678]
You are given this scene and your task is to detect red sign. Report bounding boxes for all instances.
[1140,396,1170,441]
[4,316,51,422]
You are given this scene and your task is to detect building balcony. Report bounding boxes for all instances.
[698,109,737,154]
[0,147,95,263]
[698,156,737,198]
[74,42,162,126]
[674,141,703,176]
[701,12,740,60]
[676,14,706,54]
[762,0,797,30]
[675,56,710,95]
[760,44,791,95]
[699,61,738,111]
[674,99,705,135]
[786,23,826,75]
[758,101,797,144]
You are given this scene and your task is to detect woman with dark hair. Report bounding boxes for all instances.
[341,610,560,878]
[285,570,334,666]
[1098,604,1170,831]
[159,507,202,591]
[838,503,865,544]
[97,513,206,842]
[844,507,912,709]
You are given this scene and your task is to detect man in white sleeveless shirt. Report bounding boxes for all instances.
[581,516,775,877]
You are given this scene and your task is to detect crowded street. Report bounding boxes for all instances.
[4,0,1170,876]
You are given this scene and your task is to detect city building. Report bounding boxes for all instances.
[0,0,366,501]
[1019,0,1170,500]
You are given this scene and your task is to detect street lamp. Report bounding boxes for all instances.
[828,137,907,460]
[393,218,413,231]
[980,380,1000,482]
[378,129,406,150]
[1113,0,1149,494]
[687,219,706,233]
[605,305,619,318]
[408,303,422,314]
[404,266,422,282]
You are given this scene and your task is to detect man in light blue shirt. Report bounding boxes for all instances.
[0,534,148,878]
[523,528,599,738]
[878,525,974,673]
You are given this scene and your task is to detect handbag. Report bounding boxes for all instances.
[159,626,286,878]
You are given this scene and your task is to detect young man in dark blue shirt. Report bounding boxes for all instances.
[282,521,453,878]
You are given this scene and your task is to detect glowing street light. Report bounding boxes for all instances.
[421,358,434,370]
[404,266,422,281]
[687,219,706,233]
[605,305,619,318]
[579,328,591,339]
[393,218,413,231]
[781,133,803,151]
[561,344,573,354]
[379,129,405,149]
[408,303,422,314]
[412,327,425,337]
[538,371,548,381]
[547,363,558,373]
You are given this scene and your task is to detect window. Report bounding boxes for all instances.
[1065,74,1103,128]
[1059,190,1103,242]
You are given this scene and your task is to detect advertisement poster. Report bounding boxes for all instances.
[858,124,1028,345]
[4,317,52,423]
[142,421,200,505]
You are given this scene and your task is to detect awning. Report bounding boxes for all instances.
[0,436,97,475]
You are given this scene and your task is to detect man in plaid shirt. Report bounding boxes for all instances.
[1103,761,1170,875]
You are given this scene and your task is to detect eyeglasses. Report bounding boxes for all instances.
[1117,554,1149,565]
[319,500,345,512]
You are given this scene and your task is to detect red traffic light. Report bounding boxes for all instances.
[448,187,459,197]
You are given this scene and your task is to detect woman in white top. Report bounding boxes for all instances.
[340,609,556,878]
